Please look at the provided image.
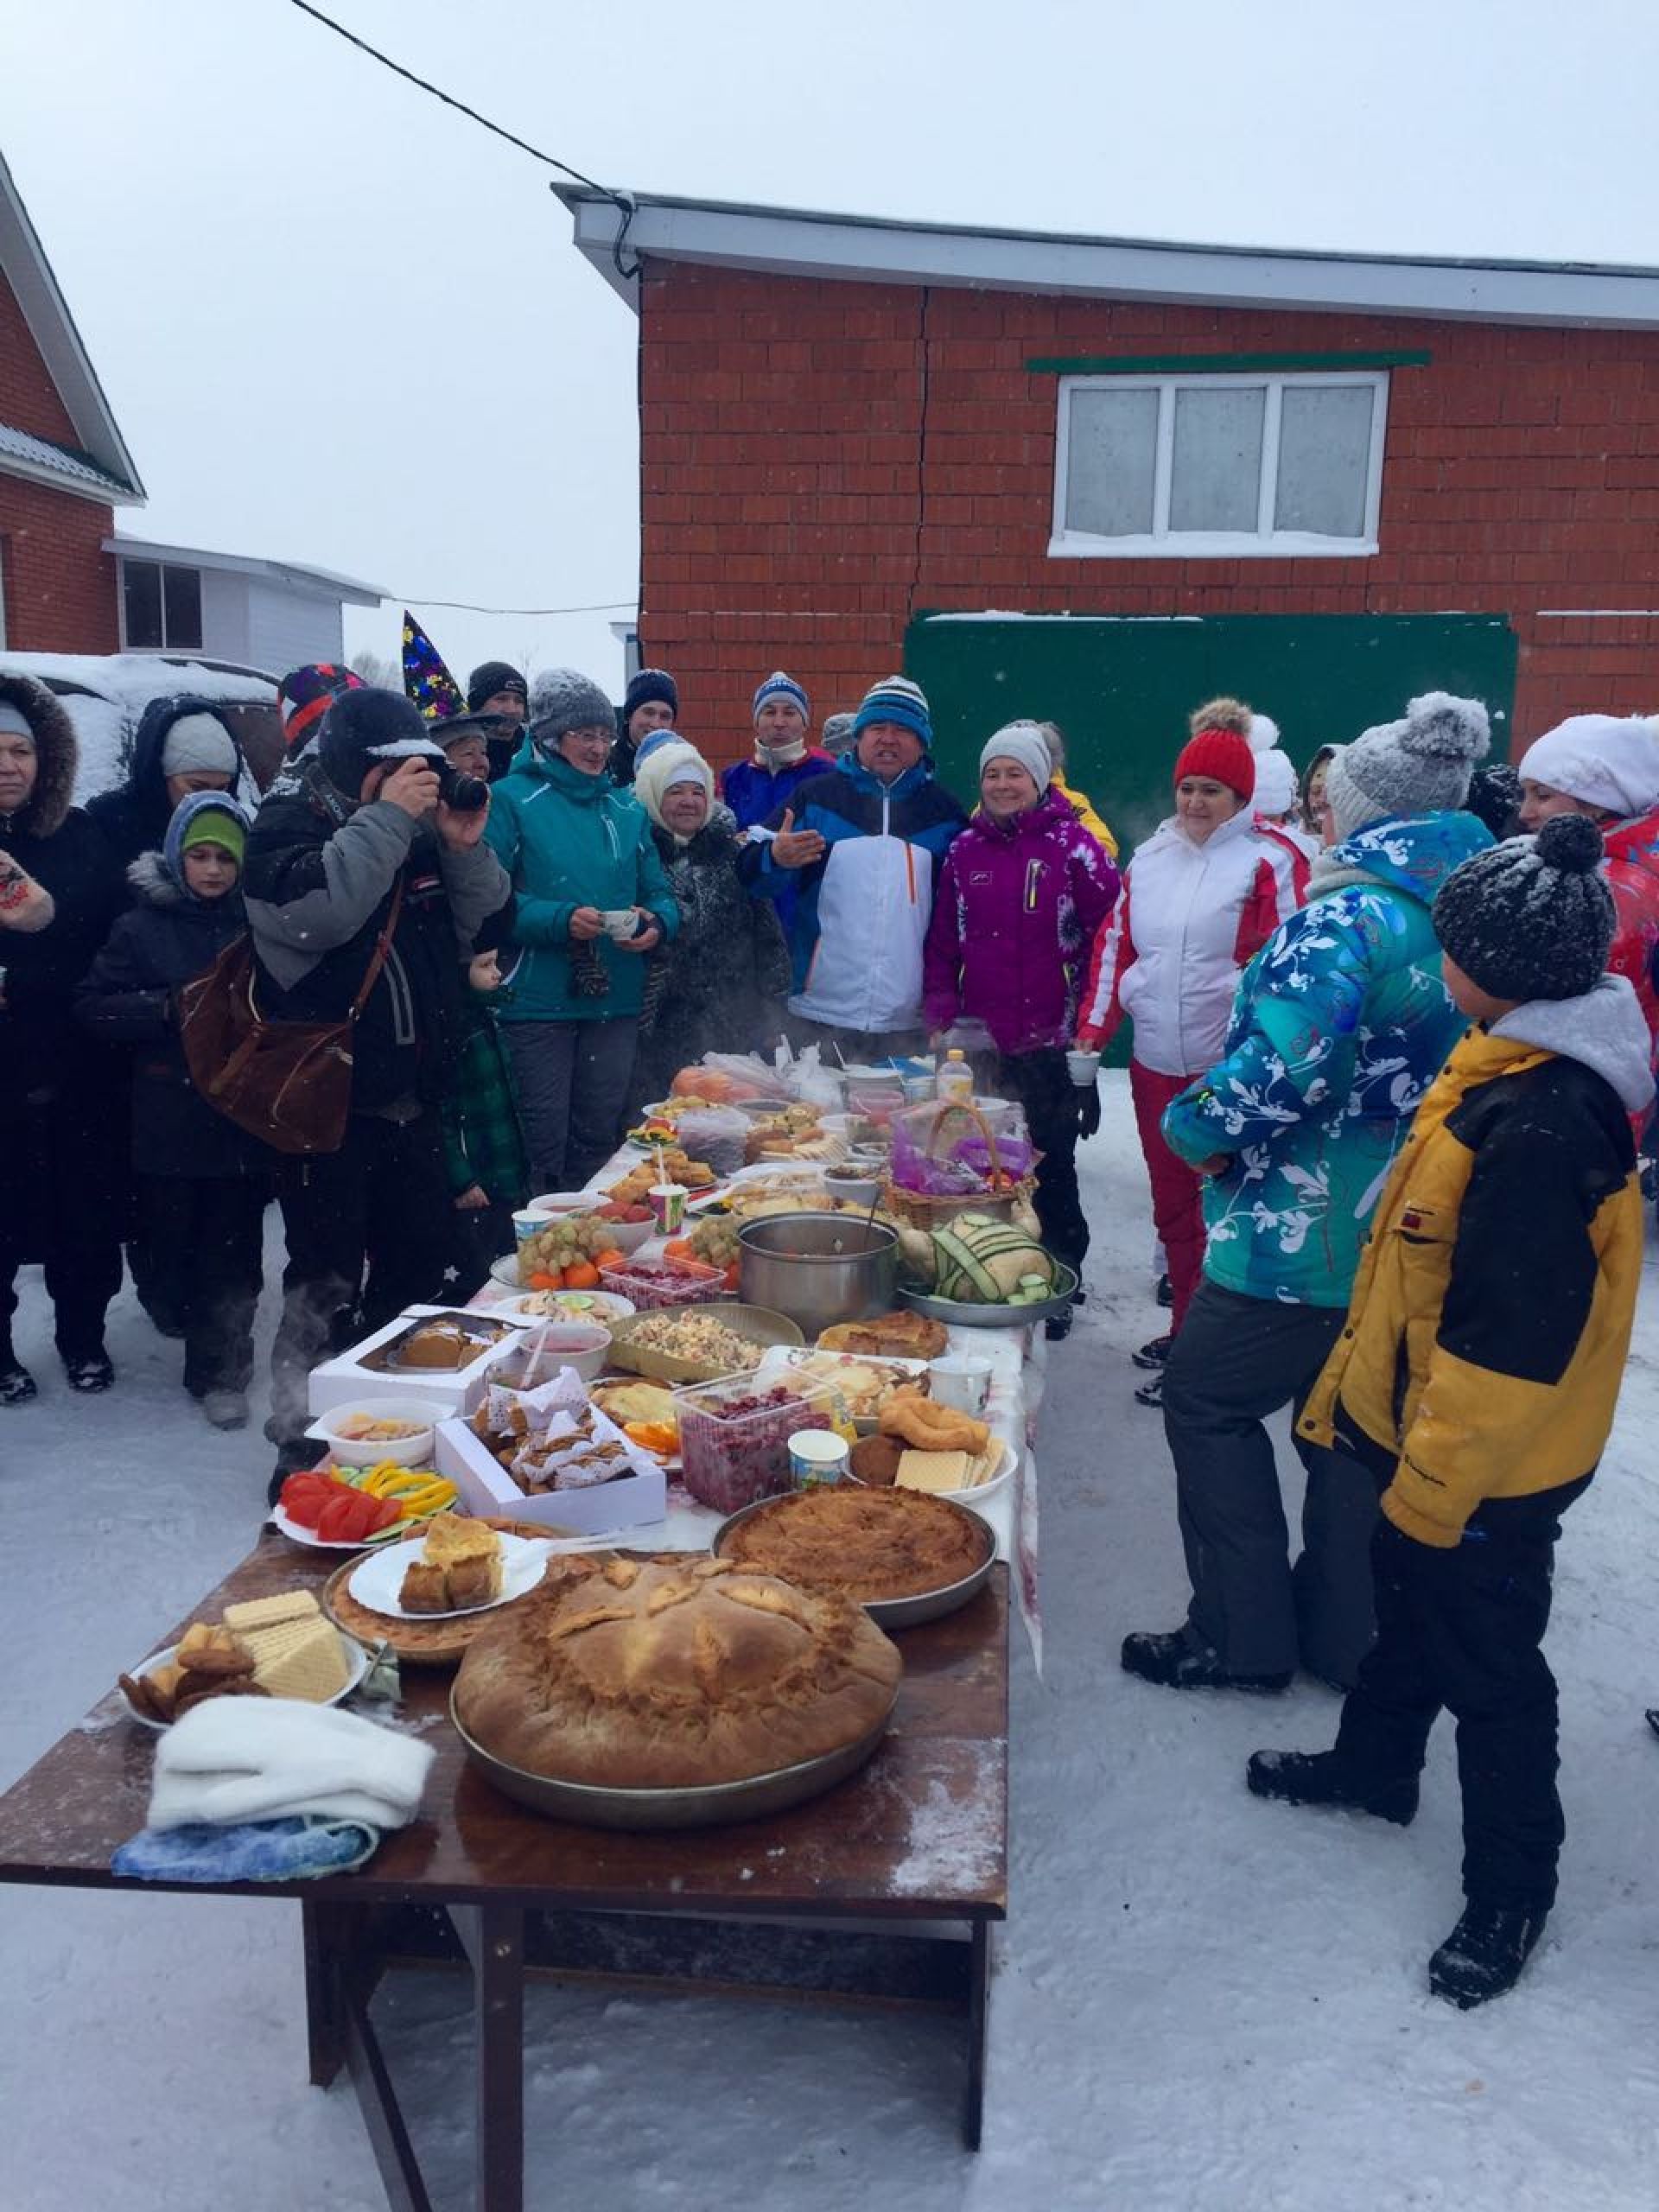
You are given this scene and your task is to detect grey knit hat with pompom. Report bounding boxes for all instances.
[1325,690,1491,841]
[1432,811,1614,1003]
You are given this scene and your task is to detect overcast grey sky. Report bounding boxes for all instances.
[4,0,1654,695]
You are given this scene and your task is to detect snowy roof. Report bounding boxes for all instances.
[0,147,143,502]
[556,187,1659,330]
[104,535,385,606]
[0,419,134,500]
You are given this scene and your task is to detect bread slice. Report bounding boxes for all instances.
[423,1516,499,1567]
[446,1552,504,1610]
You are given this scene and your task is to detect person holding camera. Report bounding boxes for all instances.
[244,688,512,1490]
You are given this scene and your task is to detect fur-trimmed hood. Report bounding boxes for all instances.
[0,670,79,839]
[126,849,190,911]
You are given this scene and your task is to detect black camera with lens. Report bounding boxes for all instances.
[429,757,490,812]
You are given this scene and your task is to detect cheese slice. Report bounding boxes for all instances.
[252,1618,350,1702]
[895,1449,970,1493]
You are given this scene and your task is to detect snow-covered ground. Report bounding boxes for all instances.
[3,1072,1656,2211]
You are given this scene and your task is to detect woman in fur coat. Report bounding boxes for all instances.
[0,672,128,1402]
[630,741,791,1111]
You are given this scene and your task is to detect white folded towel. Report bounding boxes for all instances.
[148,1699,435,1833]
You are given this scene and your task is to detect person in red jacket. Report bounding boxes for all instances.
[1073,698,1300,1402]
[923,722,1119,1332]
[1516,713,1659,1068]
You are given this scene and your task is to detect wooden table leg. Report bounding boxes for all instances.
[454,1903,526,2212]
[963,1919,992,2152]
[302,1898,347,2087]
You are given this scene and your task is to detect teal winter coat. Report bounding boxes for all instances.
[1161,810,1493,1307]
[484,744,678,1023]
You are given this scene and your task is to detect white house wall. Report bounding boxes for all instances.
[244,579,345,677]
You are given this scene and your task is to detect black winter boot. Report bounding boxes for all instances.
[0,1344,37,1406]
[1428,1901,1548,2009]
[1122,1628,1290,1694]
[1245,1748,1418,1826]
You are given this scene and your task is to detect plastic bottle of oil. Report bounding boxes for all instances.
[937,1047,975,1106]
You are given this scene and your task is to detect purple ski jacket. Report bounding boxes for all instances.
[922,786,1120,1055]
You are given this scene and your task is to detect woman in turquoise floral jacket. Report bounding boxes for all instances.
[1121,693,1493,1698]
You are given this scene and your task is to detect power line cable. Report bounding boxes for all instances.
[400,596,636,616]
[284,0,610,195]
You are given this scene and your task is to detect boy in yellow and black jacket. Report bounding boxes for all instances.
[1248,812,1650,2010]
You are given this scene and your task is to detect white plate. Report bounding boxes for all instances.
[483,1266,637,1322]
[120,1633,371,1729]
[346,1529,549,1621]
[895,1435,1017,1505]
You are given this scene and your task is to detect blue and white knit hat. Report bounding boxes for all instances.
[752,671,810,725]
[852,675,931,750]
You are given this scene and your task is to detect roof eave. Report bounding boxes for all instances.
[0,449,137,506]
[554,186,1659,330]
[0,149,146,499]
[104,536,386,603]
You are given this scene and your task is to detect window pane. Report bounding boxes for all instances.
[1064,387,1159,537]
[162,565,202,650]
[124,560,162,648]
[1169,386,1264,532]
[1274,385,1374,537]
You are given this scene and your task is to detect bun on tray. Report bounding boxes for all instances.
[454,1554,899,1791]
[817,1312,949,1361]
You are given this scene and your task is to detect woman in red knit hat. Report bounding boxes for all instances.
[1073,698,1301,1405]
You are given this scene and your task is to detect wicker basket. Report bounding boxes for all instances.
[884,1099,1035,1229]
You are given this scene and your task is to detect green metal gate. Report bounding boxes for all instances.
[905,612,1517,856]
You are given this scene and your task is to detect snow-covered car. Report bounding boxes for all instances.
[0,650,283,804]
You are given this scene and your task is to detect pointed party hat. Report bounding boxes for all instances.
[401,609,466,722]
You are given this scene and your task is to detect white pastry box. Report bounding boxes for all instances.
[307,1305,535,1419]
[435,1370,667,1535]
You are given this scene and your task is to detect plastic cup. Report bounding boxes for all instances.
[788,1430,850,1488]
[929,1354,993,1416]
[649,1183,687,1233]
[1066,1049,1099,1089]
[601,908,638,940]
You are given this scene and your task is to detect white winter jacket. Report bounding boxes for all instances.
[1076,808,1301,1077]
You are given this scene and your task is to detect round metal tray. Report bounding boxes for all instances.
[711,1491,997,1630]
[449,1689,893,1831]
[899,1262,1079,1330]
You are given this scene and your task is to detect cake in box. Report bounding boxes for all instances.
[308,1306,532,1418]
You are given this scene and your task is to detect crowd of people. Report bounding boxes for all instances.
[3,642,1658,2010]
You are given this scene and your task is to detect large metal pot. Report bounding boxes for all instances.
[736,1211,899,1338]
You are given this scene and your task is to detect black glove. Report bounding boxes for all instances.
[1076,1082,1102,1139]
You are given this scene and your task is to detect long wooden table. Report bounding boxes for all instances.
[0,1534,1008,2211]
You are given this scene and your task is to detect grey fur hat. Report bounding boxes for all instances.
[1325,691,1491,842]
[528,668,614,744]
[1433,811,1614,1002]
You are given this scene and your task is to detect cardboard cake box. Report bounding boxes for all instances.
[436,1369,667,1535]
[307,1306,534,1418]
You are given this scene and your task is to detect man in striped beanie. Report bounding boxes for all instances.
[740,674,967,1060]
[721,671,835,843]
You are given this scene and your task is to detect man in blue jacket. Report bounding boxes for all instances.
[742,676,966,1063]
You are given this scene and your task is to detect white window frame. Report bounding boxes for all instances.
[118,556,204,652]
[1049,369,1388,559]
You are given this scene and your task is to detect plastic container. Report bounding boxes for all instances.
[936,1049,974,1105]
[674,1370,837,1514]
[599,1255,728,1312]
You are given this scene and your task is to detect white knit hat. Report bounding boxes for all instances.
[161,711,238,779]
[1251,749,1300,815]
[1515,715,1659,820]
[978,721,1052,793]
[633,738,714,832]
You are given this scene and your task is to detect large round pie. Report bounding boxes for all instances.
[716,1485,989,1603]
[453,1553,900,1791]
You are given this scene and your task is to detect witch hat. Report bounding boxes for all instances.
[401,610,466,722]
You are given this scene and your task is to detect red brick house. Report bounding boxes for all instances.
[558,189,1659,823]
[0,147,144,653]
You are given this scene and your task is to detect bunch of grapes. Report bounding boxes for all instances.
[521,1214,614,1276]
[688,1216,741,1268]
